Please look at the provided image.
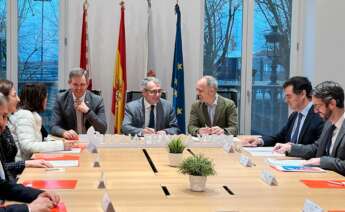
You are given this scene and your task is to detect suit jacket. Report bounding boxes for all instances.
[188,95,238,136]
[51,90,107,136]
[0,151,42,212]
[121,98,179,135]
[289,120,345,176]
[263,105,324,146]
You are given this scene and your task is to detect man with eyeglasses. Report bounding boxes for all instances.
[122,77,179,136]
[51,68,107,139]
[188,76,238,136]
[274,81,345,176]
[240,76,324,147]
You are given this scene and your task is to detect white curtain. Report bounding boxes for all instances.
[62,0,203,133]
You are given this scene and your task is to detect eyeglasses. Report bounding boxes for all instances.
[145,89,162,95]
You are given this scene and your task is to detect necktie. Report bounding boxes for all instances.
[148,105,155,129]
[291,113,303,143]
[75,98,84,134]
[325,124,337,155]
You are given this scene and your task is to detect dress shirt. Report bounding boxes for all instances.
[207,95,218,126]
[290,102,313,142]
[144,98,156,128]
[72,93,86,134]
[329,112,345,154]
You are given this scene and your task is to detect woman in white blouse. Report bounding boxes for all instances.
[12,84,74,160]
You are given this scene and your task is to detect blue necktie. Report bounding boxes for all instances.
[325,124,336,155]
[148,105,155,129]
[291,113,303,143]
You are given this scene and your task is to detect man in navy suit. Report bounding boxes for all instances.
[122,77,179,136]
[240,76,324,147]
[274,81,345,175]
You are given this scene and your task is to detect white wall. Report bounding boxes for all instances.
[299,0,345,88]
[61,0,203,133]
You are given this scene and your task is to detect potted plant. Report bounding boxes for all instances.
[167,137,186,167]
[179,154,216,192]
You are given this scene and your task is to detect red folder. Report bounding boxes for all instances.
[32,154,80,161]
[22,180,77,189]
[51,203,67,212]
[301,179,345,189]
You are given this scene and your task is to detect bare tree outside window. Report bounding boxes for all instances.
[18,0,60,131]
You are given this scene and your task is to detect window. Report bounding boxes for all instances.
[251,0,292,135]
[17,0,60,131]
[0,0,6,79]
[203,0,293,134]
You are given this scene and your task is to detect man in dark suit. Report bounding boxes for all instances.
[274,81,345,175]
[188,76,238,136]
[122,77,179,136]
[0,95,60,212]
[51,68,107,139]
[240,76,324,147]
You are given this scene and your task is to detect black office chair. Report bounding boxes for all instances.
[217,89,238,106]
[126,91,166,103]
[59,89,102,96]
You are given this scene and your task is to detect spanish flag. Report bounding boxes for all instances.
[111,1,127,133]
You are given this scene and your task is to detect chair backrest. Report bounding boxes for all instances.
[217,89,238,106]
[126,91,166,103]
[59,89,102,96]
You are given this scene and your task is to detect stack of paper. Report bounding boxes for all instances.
[32,154,80,167]
[243,147,284,157]
[267,158,326,173]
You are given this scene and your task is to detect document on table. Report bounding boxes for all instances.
[266,158,305,166]
[49,160,79,167]
[243,147,284,157]
[52,148,82,154]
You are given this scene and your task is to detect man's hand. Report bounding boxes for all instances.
[273,143,292,154]
[239,136,262,147]
[28,197,53,212]
[75,101,90,114]
[198,127,211,135]
[143,128,155,135]
[62,130,79,140]
[25,160,53,168]
[210,126,224,135]
[302,158,321,166]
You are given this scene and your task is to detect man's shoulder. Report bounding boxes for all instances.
[86,90,104,103]
[218,95,235,107]
[126,98,143,109]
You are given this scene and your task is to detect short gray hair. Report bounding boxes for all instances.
[141,77,161,90]
[0,92,8,107]
[69,68,88,81]
[203,75,218,90]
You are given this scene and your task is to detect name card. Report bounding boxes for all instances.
[260,170,278,186]
[87,141,98,153]
[102,192,115,212]
[223,141,235,153]
[93,155,101,167]
[240,155,253,167]
[303,199,324,212]
[98,171,106,189]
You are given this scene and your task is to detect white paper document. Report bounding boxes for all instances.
[266,158,305,166]
[243,147,284,157]
[51,148,82,154]
[50,160,79,167]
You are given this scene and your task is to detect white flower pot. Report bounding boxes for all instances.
[189,175,207,192]
[168,153,183,167]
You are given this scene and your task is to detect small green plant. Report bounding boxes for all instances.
[168,137,186,153]
[179,154,216,176]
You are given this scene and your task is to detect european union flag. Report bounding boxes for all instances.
[171,4,185,133]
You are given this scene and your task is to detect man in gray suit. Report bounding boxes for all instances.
[274,81,345,176]
[51,68,107,139]
[122,77,179,136]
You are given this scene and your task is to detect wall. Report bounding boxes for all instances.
[62,0,203,133]
[299,0,345,88]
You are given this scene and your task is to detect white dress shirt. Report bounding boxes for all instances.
[144,98,156,128]
[329,112,345,154]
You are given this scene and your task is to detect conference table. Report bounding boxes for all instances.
[18,135,345,212]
